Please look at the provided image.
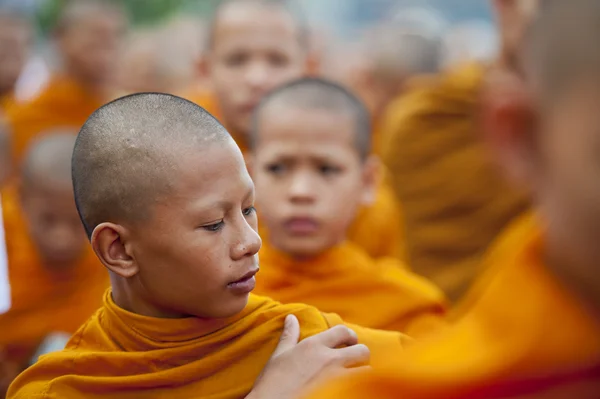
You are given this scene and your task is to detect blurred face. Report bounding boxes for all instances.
[0,17,32,94]
[58,11,125,85]
[494,0,540,70]
[205,5,307,137]
[253,105,374,258]
[124,140,261,319]
[20,183,87,270]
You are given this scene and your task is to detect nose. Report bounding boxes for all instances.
[231,214,262,261]
[288,171,316,204]
[244,61,271,90]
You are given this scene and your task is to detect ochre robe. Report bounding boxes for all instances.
[8,292,407,398]
[381,63,529,301]
[187,91,405,260]
[0,186,109,367]
[255,241,446,337]
[5,75,105,166]
[306,221,600,399]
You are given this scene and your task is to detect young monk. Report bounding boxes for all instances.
[0,133,108,397]
[307,1,600,397]
[0,11,32,114]
[196,0,404,260]
[251,78,446,337]
[6,0,126,166]
[7,92,407,399]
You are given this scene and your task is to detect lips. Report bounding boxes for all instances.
[227,267,259,295]
[284,217,320,235]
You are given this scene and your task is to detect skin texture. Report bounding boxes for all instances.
[0,13,32,97]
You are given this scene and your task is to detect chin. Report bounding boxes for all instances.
[216,294,251,319]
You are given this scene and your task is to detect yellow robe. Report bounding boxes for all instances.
[8,292,406,398]
[307,221,600,399]
[381,63,529,301]
[6,75,105,166]
[187,91,405,260]
[255,241,446,337]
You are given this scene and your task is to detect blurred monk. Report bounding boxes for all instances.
[307,1,600,397]
[6,0,126,166]
[0,11,32,114]
[8,93,408,398]
[252,78,446,337]
[197,0,404,260]
[0,121,11,186]
[0,133,108,397]
[380,0,536,301]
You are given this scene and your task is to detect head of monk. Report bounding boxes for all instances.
[54,0,127,87]
[201,0,310,139]
[19,133,87,270]
[485,0,600,288]
[251,78,377,258]
[0,11,32,95]
[73,93,261,319]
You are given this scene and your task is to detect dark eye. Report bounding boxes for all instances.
[242,206,256,216]
[202,221,224,232]
[319,165,341,176]
[266,163,286,175]
[268,52,289,67]
[224,52,248,67]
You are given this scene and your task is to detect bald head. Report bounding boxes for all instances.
[54,0,125,36]
[206,0,308,52]
[22,132,76,189]
[73,93,231,239]
[253,78,371,159]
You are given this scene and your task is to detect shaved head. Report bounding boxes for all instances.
[72,93,231,239]
[22,132,76,188]
[54,0,125,36]
[206,0,308,51]
[253,78,371,159]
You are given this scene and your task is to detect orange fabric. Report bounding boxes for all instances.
[255,240,446,337]
[8,292,406,398]
[0,186,109,366]
[381,63,529,301]
[0,92,17,114]
[6,76,105,166]
[307,221,600,399]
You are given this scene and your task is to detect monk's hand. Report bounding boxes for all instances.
[0,348,20,397]
[247,315,371,399]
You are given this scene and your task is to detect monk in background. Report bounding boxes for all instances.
[196,0,404,260]
[307,0,600,397]
[380,0,534,301]
[6,0,126,166]
[252,78,446,337]
[0,133,108,397]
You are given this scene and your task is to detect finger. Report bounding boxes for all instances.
[331,344,370,367]
[313,325,358,348]
[271,314,300,357]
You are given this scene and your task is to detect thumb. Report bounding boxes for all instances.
[271,314,300,358]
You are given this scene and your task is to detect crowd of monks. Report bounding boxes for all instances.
[0,0,598,398]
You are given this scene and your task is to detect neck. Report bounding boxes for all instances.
[61,65,107,98]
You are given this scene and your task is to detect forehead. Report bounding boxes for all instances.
[64,9,125,35]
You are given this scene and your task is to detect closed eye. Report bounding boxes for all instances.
[242,206,256,216]
[202,221,224,232]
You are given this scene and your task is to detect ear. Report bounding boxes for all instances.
[305,52,321,77]
[91,223,139,278]
[480,69,537,186]
[196,54,210,79]
[359,155,380,206]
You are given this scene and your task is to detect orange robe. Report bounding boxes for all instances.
[8,292,407,398]
[0,186,109,367]
[381,63,529,301]
[256,241,446,337]
[307,221,600,399]
[187,90,405,260]
[6,75,105,166]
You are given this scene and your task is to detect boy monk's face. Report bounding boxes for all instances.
[123,140,261,319]
[204,4,306,136]
[253,106,374,258]
[20,183,87,269]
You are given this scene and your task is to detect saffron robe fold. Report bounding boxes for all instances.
[0,186,109,367]
[8,292,406,398]
[255,241,446,337]
[381,63,529,301]
[306,222,600,399]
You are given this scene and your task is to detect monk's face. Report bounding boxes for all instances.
[20,183,87,269]
[58,11,125,85]
[126,140,261,319]
[253,106,373,258]
[0,17,31,94]
[204,4,307,136]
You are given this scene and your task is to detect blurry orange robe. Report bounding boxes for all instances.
[186,90,405,260]
[255,241,446,337]
[8,292,406,398]
[6,75,105,166]
[381,63,529,300]
[307,221,600,399]
[0,186,109,366]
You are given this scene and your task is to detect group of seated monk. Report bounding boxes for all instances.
[0,0,599,398]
